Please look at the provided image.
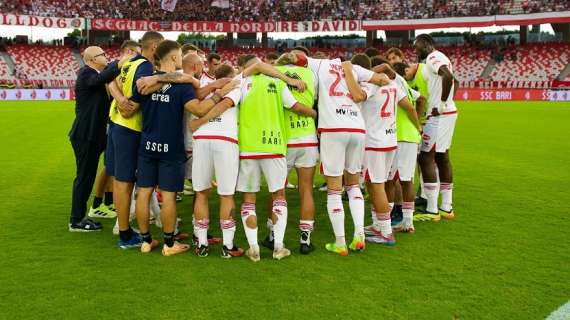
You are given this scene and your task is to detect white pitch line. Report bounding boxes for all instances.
[546,300,570,320]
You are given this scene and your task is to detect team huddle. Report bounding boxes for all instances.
[75,31,458,261]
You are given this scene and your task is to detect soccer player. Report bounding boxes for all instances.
[413,34,458,220]
[264,52,279,65]
[343,55,420,244]
[276,49,391,256]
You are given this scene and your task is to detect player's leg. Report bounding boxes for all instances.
[297,165,316,254]
[159,159,190,256]
[435,114,457,219]
[104,175,114,209]
[344,133,367,251]
[215,141,243,258]
[135,187,159,253]
[262,157,290,260]
[392,180,403,222]
[88,167,116,218]
[320,132,349,256]
[236,159,262,262]
[417,119,441,221]
[393,142,418,233]
[191,139,214,256]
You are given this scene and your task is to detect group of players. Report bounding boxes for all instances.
[80,30,458,261]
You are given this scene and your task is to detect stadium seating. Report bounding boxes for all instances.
[2,0,569,21]
[6,45,80,81]
[488,44,570,82]
[0,56,14,80]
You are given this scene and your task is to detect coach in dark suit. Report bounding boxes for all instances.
[68,46,121,232]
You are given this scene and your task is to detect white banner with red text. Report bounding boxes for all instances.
[0,13,86,29]
[0,89,73,101]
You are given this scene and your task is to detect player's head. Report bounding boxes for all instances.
[140,31,164,62]
[291,46,310,57]
[237,54,259,72]
[414,34,434,61]
[119,40,141,58]
[393,62,416,81]
[351,53,372,70]
[385,47,405,66]
[182,53,203,77]
[207,53,222,75]
[181,43,200,56]
[214,63,235,79]
[153,40,182,71]
[264,52,279,65]
[364,47,381,58]
[371,56,390,68]
[82,46,108,71]
[313,51,327,59]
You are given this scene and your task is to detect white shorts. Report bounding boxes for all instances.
[192,139,239,195]
[363,150,396,184]
[237,157,287,193]
[320,132,365,177]
[389,142,419,182]
[286,147,319,172]
[184,149,193,180]
[421,113,457,153]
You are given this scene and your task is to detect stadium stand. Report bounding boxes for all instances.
[2,0,570,21]
[6,44,80,81]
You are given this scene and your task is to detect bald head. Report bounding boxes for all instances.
[182,53,203,78]
[82,46,108,71]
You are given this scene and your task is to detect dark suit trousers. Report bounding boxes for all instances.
[69,139,105,224]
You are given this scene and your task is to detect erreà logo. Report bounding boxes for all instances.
[267,82,277,94]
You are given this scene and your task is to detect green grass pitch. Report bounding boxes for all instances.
[0,100,568,319]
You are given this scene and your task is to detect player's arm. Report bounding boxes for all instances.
[242,61,306,92]
[398,96,421,132]
[184,80,239,117]
[84,60,120,87]
[195,78,232,100]
[437,65,454,114]
[453,76,460,96]
[137,72,200,95]
[372,63,396,80]
[352,63,391,87]
[341,61,367,103]
[415,95,427,124]
[281,85,316,119]
[108,79,138,118]
[189,98,235,132]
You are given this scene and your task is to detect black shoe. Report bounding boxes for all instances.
[195,245,209,257]
[68,218,102,232]
[300,242,314,254]
[415,196,427,209]
[221,245,245,259]
[261,235,274,250]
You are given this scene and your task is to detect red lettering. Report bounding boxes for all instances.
[56,18,67,28]
[311,21,319,32]
[42,17,53,28]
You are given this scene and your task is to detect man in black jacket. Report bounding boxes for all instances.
[68,46,124,231]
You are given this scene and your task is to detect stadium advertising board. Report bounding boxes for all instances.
[455,89,570,101]
[89,19,361,32]
[0,13,85,29]
[0,89,72,101]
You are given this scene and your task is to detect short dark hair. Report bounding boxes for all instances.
[237,54,257,67]
[415,34,434,45]
[120,40,140,54]
[207,53,221,63]
[371,56,390,68]
[153,40,180,62]
[392,62,410,77]
[386,47,404,59]
[215,64,234,79]
[351,53,371,70]
[292,46,310,55]
[181,43,199,55]
[140,31,164,50]
[364,47,381,58]
[265,52,279,61]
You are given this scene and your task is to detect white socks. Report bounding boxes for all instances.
[424,182,439,213]
[240,202,258,248]
[327,190,345,247]
[402,202,414,221]
[299,220,314,245]
[373,211,392,236]
[221,219,236,249]
[194,219,209,247]
[440,182,453,211]
[346,185,365,238]
[272,199,288,250]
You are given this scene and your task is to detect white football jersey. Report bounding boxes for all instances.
[361,81,406,150]
[307,58,374,132]
[424,50,456,113]
[193,73,240,142]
